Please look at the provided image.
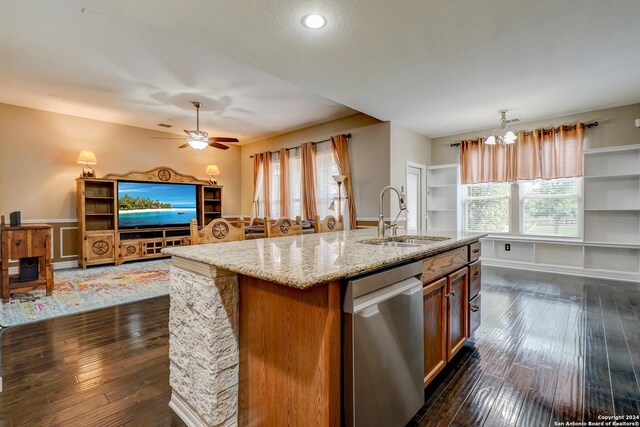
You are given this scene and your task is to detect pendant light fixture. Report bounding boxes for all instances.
[485,110,517,145]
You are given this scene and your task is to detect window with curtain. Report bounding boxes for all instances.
[463,183,511,233]
[315,141,340,220]
[520,178,581,237]
[270,152,281,218]
[288,148,302,218]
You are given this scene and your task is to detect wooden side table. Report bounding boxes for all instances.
[0,218,53,303]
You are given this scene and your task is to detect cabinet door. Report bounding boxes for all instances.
[423,277,447,387]
[447,267,468,360]
[84,233,115,263]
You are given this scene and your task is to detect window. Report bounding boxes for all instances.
[520,178,581,237]
[463,178,582,238]
[270,152,281,218]
[288,148,302,218]
[463,183,511,233]
[315,141,340,220]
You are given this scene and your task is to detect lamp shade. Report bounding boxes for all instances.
[77,150,97,165]
[332,174,347,184]
[205,165,221,176]
[485,136,496,145]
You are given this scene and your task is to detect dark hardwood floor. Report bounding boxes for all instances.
[411,267,640,426]
[0,296,184,427]
[0,266,638,426]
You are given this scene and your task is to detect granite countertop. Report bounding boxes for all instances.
[163,228,487,289]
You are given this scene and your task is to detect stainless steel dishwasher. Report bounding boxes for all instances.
[344,261,424,427]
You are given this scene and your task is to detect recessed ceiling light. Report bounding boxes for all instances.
[303,14,326,29]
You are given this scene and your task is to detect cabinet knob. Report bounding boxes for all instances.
[473,271,479,276]
[445,291,456,298]
[473,248,480,253]
[470,305,479,312]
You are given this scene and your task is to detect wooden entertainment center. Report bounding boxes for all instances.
[76,166,222,269]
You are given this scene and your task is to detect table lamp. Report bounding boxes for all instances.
[77,150,97,177]
[205,164,221,184]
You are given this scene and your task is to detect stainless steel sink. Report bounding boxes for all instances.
[369,241,424,248]
[360,235,450,247]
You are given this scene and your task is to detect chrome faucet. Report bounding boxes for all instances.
[378,186,408,237]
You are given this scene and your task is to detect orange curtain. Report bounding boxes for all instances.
[556,125,584,178]
[460,138,514,184]
[279,148,290,218]
[461,124,584,184]
[262,152,272,219]
[331,134,357,229]
[300,142,318,221]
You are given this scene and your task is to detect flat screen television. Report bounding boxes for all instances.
[117,182,197,229]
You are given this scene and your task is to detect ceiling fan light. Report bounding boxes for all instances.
[187,139,209,150]
[485,135,496,145]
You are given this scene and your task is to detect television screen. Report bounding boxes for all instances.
[118,182,197,228]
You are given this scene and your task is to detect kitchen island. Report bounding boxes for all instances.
[163,228,486,427]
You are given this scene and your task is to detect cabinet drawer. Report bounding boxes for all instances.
[469,260,481,300]
[422,247,468,283]
[120,241,142,259]
[8,230,29,259]
[469,294,481,336]
[469,242,481,261]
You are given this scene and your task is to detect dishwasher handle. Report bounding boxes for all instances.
[346,277,423,314]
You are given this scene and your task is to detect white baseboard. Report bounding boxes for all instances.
[8,260,79,275]
[483,258,640,283]
[169,392,237,427]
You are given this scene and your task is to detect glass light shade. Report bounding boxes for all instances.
[205,164,220,176]
[332,174,347,184]
[188,139,209,150]
[504,131,517,143]
[77,150,97,165]
[485,135,496,145]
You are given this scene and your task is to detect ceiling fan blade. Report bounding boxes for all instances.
[183,129,192,137]
[150,137,187,140]
[178,143,190,149]
[209,137,240,143]
[209,142,230,150]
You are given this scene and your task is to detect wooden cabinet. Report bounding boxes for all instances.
[77,167,223,268]
[83,232,116,264]
[1,222,54,302]
[447,267,468,360]
[423,277,447,386]
[422,242,479,387]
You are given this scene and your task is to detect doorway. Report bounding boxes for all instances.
[406,162,427,232]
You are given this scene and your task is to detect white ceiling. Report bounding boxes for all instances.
[2,1,639,141]
[101,0,640,137]
[0,0,357,143]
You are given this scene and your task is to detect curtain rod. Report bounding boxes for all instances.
[449,122,598,147]
[249,133,351,158]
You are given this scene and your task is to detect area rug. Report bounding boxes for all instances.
[0,259,170,327]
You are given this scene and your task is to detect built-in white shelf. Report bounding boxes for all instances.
[481,145,640,283]
[426,164,461,233]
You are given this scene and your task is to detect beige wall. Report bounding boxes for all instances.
[431,103,640,165]
[0,103,242,219]
[389,123,431,219]
[239,113,385,217]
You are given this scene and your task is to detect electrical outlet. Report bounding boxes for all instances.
[505,244,511,251]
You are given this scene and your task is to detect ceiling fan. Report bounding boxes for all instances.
[150,101,239,150]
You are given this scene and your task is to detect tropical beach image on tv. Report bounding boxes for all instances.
[118,182,197,228]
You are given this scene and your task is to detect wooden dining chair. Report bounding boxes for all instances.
[314,215,344,233]
[264,216,303,238]
[190,218,245,245]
